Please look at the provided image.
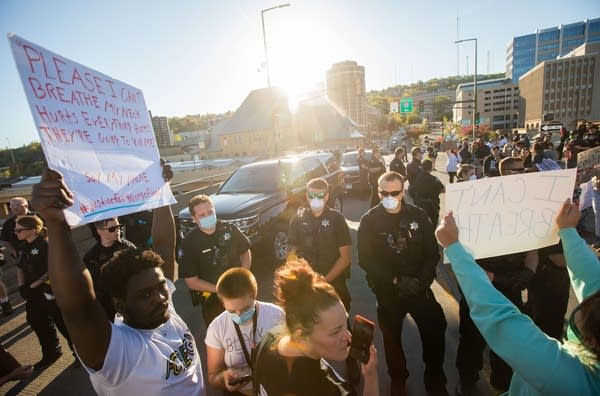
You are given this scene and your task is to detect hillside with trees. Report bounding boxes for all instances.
[367,73,505,133]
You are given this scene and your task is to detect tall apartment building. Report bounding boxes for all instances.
[506,18,600,83]
[326,60,367,131]
[149,111,173,147]
[453,78,520,130]
[519,42,600,130]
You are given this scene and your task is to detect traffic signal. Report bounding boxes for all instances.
[418,100,425,113]
[475,112,480,125]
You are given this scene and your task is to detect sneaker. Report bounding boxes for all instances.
[1,301,13,317]
[34,352,62,370]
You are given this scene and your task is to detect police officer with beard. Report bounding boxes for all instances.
[287,177,360,383]
[358,171,448,396]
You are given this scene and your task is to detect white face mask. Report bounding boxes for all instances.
[382,196,399,210]
[468,174,477,181]
[309,198,325,211]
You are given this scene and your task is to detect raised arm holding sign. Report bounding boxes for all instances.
[9,33,175,226]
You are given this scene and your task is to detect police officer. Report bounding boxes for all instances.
[406,147,423,200]
[358,171,448,396]
[389,147,407,178]
[82,217,135,321]
[178,194,251,326]
[287,177,359,382]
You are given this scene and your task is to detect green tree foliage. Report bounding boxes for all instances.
[0,142,47,178]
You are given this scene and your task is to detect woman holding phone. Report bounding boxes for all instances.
[205,267,284,395]
[253,259,379,396]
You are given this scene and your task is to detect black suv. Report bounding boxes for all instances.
[178,152,344,262]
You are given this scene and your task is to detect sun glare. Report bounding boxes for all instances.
[265,11,346,112]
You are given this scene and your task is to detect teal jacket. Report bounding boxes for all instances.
[445,228,600,395]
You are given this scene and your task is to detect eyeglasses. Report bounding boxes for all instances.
[101,224,123,233]
[14,228,33,233]
[379,190,403,197]
[307,192,326,199]
[505,167,525,173]
[492,147,500,150]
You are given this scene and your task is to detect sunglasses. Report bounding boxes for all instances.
[506,167,525,173]
[15,228,33,233]
[379,190,403,197]
[307,192,326,199]
[102,224,123,232]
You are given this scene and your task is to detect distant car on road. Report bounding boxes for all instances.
[340,150,372,194]
[177,152,344,263]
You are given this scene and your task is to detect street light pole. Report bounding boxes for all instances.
[5,138,15,165]
[261,3,290,88]
[455,38,477,142]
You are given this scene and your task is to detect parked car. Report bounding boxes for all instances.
[340,150,371,194]
[177,152,344,262]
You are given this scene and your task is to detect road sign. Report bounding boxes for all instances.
[400,98,413,113]
[390,101,399,113]
[541,123,563,132]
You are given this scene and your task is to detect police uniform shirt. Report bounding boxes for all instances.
[288,206,351,276]
[368,157,386,184]
[357,203,439,295]
[178,220,250,284]
[414,172,444,201]
[16,235,48,287]
[83,239,136,288]
[357,155,369,178]
[389,157,406,177]
[406,159,423,187]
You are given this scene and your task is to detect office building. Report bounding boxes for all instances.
[519,42,600,130]
[453,78,520,130]
[506,18,600,83]
[149,112,173,147]
[326,60,367,131]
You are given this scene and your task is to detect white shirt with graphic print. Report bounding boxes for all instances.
[83,279,205,396]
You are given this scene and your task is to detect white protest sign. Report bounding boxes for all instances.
[444,169,577,259]
[9,34,175,226]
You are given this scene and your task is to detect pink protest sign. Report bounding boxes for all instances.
[9,34,175,226]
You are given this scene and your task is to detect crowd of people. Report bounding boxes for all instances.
[0,124,599,395]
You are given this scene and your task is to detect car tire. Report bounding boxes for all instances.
[267,222,289,264]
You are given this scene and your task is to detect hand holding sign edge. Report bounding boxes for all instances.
[435,211,459,248]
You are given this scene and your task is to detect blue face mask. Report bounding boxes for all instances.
[229,304,256,325]
[198,213,217,229]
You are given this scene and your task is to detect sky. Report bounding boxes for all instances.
[1,0,599,148]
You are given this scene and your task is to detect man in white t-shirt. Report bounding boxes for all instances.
[31,166,205,396]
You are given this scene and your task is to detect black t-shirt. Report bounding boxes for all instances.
[357,203,439,295]
[16,235,48,286]
[178,220,250,283]
[254,327,355,396]
[288,206,351,276]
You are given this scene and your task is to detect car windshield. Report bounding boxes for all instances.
[341,153,358,166]
[219,164,282,193]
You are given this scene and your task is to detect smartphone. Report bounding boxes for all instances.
[228,374,253,386]
[349,314,375,364]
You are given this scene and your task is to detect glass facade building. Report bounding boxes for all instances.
[506,18,600,83]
